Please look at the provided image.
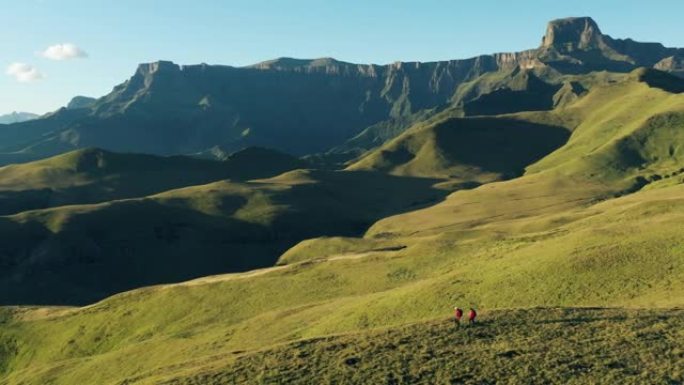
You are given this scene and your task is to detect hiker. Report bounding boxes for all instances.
[454,307,463,326]
[468,308,477,325]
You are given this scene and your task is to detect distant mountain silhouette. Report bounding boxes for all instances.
[0,111,39,124]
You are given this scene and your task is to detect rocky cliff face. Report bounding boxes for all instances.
[655,55,684,76]
[16,56,518,157]
[538,17,684,73]
[542,17,605,51]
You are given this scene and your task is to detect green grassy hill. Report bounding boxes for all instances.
[526,69,684,180]
[326,69,625,163]
[347,115,570,180]
[0,147,305,215]
[367,68,684,237]
[0,177,683,384]
[460,69,562,116]
[0,169,448,305]
[1,67,684,385]
[1,68,683,383]
[168,308,684,385]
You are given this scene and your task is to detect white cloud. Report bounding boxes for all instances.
[41,43,88,60]
[6,62,44,83]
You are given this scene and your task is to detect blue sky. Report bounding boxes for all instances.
[2,0,683,114]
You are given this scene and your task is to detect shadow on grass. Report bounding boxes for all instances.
[0,170,452,306]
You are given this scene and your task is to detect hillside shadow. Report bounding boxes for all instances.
[0,188,54,215]
[0,170,451,306]
[0,200,289,306]
[266,170,450,238]
[433,118,571,177]
[464,85,562,116]
[0,147,305,216]
[634,68,684,93]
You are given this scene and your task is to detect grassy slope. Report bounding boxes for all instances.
[346,116,570,181]
[168,308,684,385]
[1,70,683,384]
[527,70,684,180]
[0,169,448,305]
[367,70,684,238]
[310,70,621,168]
[0,147,305,215]
[1,181,683,385]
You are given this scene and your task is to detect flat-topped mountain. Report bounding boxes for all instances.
[541,17,605,51]
[538,17,684,73]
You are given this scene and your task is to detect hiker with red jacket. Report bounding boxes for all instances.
[468,308,477,325]
[453,307,463,327]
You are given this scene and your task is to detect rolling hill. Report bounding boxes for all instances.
[366,68,684,238]
[0,168,449,305]
[347,115,570,180]
[0,16,683,385]
[0,62,683,384]
[8,68,664,307]
[169,308,684,385]
[0,147,305,216]
[1,176,683,384]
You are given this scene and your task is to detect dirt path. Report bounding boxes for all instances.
[182,264,291,286]
[15,247,404,320]
[181,250,394,286]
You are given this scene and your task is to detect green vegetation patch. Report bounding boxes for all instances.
[163,308,684,385]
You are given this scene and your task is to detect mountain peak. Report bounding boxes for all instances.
[541,17,604,51]
[67,96,97,110]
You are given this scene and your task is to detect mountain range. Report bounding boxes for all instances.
[1,16,684,385]
[0,17,682,166]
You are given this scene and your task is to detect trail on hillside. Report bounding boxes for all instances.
[181,250,394,286]
[13,248,402,321]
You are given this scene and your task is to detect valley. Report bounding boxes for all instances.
[0,16,683,384]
